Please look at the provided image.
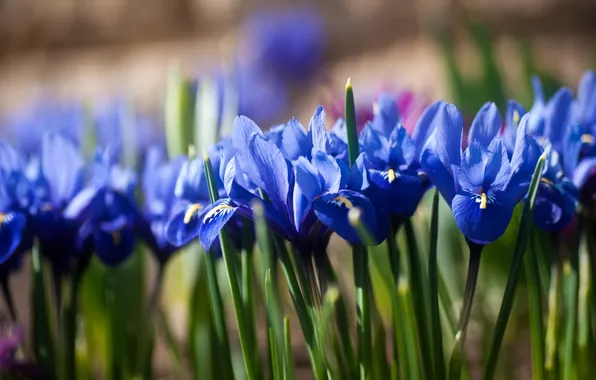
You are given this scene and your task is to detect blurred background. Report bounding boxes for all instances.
[1,0,596,378]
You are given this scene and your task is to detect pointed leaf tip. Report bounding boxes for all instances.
[346,77,352,89]
[348,207,362,226]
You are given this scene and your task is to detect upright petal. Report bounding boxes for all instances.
[359,123,391,169]
[372,93,400,137]
[484,139,511,191]
[468,102,502,149]
[232,115,266,185]
[577,70,596,126]
[312,151,341,194]
[420,149,457,204]
[412,100,444,160]
[41,133,84,205]
[309,105,330,155]
[459,141,489,189]
[428,103,463,167]
[544,88,574,146]
[281,118,310,160]
[508,114,544,201]
[293,157,321,202]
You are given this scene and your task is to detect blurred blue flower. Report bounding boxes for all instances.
[137,147,185,264]
[420,102,542,244]
[64,149,139,266]
[240,6,326,83]
[27,133,91,275]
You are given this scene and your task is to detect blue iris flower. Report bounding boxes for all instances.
[27,133,91,275]
[501,100,527,155]
[164,140,246,254]
[420,102,543,244]
[64,149,139,266]
[0,142,33,274]
[167,108,379,254]
[136,147,186,265]
[356,93,440,218]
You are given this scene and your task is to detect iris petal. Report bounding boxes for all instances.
[452,192,514,245]
[0,212,26,265]
[359,123,391,168]
[459,141,489,188]
[368,169,422,216]
[41,133,84,205]
[544,88,574,146]
[313,189,379,245]
[468,102,502,149]
[431,103,463,168]
[94,216,135,266]
[412,100,444,159]
[577,70,596,126]
[293,157,321,202]
[281,118,310,160]
[572,157,596,190]
[533,180,578,231]
[198,199,238,252]
[309,105,330,155]
[372,93,400,137]
[312,151,341,194]
[164,201,205,247]
[484,139,511,191]
[420,149,457,204]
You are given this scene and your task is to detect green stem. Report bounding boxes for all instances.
[577,237,591,380]
[386,221,402,372]
[63,274,81,380]
[404,218,434,379]
[398,279,422,380]
[449,243,483,379]
[241,224,259,367]
[204,154,259,380]
[353,244,372,380]
[525,231,545,380]
[429,191,446,380]
[562,260,578,380]
[545,261,561,375]
[283,317,296,380]
[31,243,55,375]
[204,250,234,380]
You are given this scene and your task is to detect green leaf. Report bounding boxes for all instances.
[165,62,195,158]
[345,78,359,167]
[484,152,548,380]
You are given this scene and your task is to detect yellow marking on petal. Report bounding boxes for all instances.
[513,110,520,125]
[203,204,233,223]
[334,196,353,209]
[183,203,203,224]
[112,231,121,246]
[540,177,554,186]
[479,193,487,210]
[387,168,396,183]
[581,134,594,144]
[0,212,5,224]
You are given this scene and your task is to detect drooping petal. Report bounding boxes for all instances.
[0,212,26,265]
[164,201,205,247]
[312,151,341,194]
[468,102,502,149]
[313,189,379,245]
[367,169,422,217]
[452,191,514,245]
[281,118,310,161]
[94,215,135,266]
[372,93,400,137]
[533,179,578,232]
[198,198,239,252]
